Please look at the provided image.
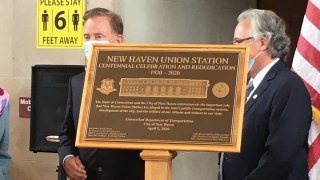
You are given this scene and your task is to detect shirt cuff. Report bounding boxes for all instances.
[62,154,75,167]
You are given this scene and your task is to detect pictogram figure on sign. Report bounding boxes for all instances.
[42,10,49,31]
[72,10,79,31]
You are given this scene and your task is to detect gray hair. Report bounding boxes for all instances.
[238,9,291,59]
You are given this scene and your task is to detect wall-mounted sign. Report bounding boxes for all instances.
[19,97,31,118]
[36,0,85,48]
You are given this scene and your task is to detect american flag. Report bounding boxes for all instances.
[292,0,320,179]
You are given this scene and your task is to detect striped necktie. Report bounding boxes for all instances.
[246,80,254,99]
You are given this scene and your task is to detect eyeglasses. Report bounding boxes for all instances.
[233,37,254,44]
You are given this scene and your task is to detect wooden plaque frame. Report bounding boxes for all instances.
[76,44,249,153]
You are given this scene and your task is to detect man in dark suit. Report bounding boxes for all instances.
[58,8,144,180]
[220,9,312,180]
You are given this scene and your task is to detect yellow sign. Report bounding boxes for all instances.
[37,0,85,48]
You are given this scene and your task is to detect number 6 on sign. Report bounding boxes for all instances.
[55,11,66,30]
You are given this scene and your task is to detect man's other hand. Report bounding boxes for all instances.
[64,156,87,180]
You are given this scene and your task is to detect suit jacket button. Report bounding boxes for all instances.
[98,167,103,172]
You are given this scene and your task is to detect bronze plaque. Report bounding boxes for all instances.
[76,44,249,152]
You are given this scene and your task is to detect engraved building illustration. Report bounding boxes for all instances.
[119,78,209,98]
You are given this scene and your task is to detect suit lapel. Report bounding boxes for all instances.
[244,61,285,114]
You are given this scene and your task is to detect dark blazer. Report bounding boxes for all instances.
[58,72,144,180]
[222,61,311,180]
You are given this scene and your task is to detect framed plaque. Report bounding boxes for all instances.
[76,44,249,152]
